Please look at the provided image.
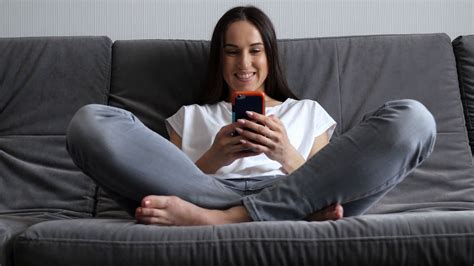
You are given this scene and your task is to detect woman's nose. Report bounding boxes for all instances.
[238,52,251,68]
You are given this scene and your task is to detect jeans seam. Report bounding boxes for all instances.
[242,196,264,221]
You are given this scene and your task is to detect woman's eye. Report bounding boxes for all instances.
[225,50,239,55]
[251,49,261,54]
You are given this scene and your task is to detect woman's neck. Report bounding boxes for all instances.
[265,96,282,107]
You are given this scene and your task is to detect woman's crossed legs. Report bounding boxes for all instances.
[66,99,436,225]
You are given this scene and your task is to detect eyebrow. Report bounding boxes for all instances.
[223,43,264,48]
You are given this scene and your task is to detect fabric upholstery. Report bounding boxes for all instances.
[95,189,131,218]
[0,215,47,266]
[0,36,112,216]
[1,34,473,266]
[453,35,474,154]
[95,40,210,217]
[103,33,474,217]
[323,34,474,214]
[14,211,474,266]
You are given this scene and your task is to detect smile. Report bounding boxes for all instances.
[235,72,256,81]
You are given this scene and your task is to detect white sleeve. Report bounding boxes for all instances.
[310,101,337,140]
[165,106,186,137]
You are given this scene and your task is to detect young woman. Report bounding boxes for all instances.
[66,6,436,226]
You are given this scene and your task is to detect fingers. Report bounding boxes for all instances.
[238,113,283,141]
[216,125,248,146]
[235,113,291,158]
[236,126,273,149]
[219,121,268,148]
[239,138,269,154]
[236,119,274,140]
[217,124,238,138]
[245,111,282,131]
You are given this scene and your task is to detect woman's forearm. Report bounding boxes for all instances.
[280,150,306,174]
[195,151,222,174]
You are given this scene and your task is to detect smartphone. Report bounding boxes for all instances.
[232,91,265,123]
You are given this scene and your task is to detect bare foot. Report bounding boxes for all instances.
[305,203,344,222]
[135,195,251,226]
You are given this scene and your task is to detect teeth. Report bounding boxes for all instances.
[236,73,254,80]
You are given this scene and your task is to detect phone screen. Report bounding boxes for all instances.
[232,92,265,122]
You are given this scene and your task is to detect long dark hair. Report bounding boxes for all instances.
[199,6,298,104]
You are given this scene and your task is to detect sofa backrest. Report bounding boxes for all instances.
[0,36,112,217]
[453,35,474,154]
[107,33,474,216]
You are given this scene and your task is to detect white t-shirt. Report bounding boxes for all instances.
[166,98,336,179]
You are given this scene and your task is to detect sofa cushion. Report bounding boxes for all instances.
[105,34,474,216]
[316,34,474,214]
[98,40,211,217]
[14,211,474,266]
[453,35,474,154]
[0,215,47,266]
[108,39,209,138]
[0,36,112,216]
[94,189,131,219]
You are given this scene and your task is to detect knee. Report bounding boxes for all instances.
[71,104,103,124]
[385,99,437,160]
[67,104,104,141]
[67,104,136,148]
[399,99,436,143]
[66,104,119,154]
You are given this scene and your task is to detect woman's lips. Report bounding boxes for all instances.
[235,72,256,82]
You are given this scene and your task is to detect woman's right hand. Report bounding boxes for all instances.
[195,122,261,174]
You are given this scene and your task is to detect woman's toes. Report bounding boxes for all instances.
[334,204,344,219]
[141,195,169,208]
[306,203,344,222]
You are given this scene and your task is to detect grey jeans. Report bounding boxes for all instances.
[66,99,436,221]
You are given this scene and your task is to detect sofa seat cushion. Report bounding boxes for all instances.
[0,215,49,266]
[14,211,474,266]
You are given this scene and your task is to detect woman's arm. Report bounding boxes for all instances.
[168,127,182,149]
[278,130,330,174]
[308,131,330,159]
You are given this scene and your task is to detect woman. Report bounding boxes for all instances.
[66,6,436,226]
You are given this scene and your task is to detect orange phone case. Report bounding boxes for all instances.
[232,91,266,123]
[231,91,265,110]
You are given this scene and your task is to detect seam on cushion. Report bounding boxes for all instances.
[278,33,446,43]
[459,62,473,129]
[0,210,93,219]
[16,232,474,246]
[453,39,472,130]
[0,131,464,137]
[335,39,343,134]
[91,186,100,217]
[106,39,116,106]
[0,134,66,137]
[0,144,79,173]
[104,37,112,106]
[436,130,474,134]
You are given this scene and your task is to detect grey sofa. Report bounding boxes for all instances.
[1,33,474,266]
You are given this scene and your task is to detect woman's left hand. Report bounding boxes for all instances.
[236,111,305,173]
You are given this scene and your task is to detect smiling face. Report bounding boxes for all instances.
[222,20,269,95]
